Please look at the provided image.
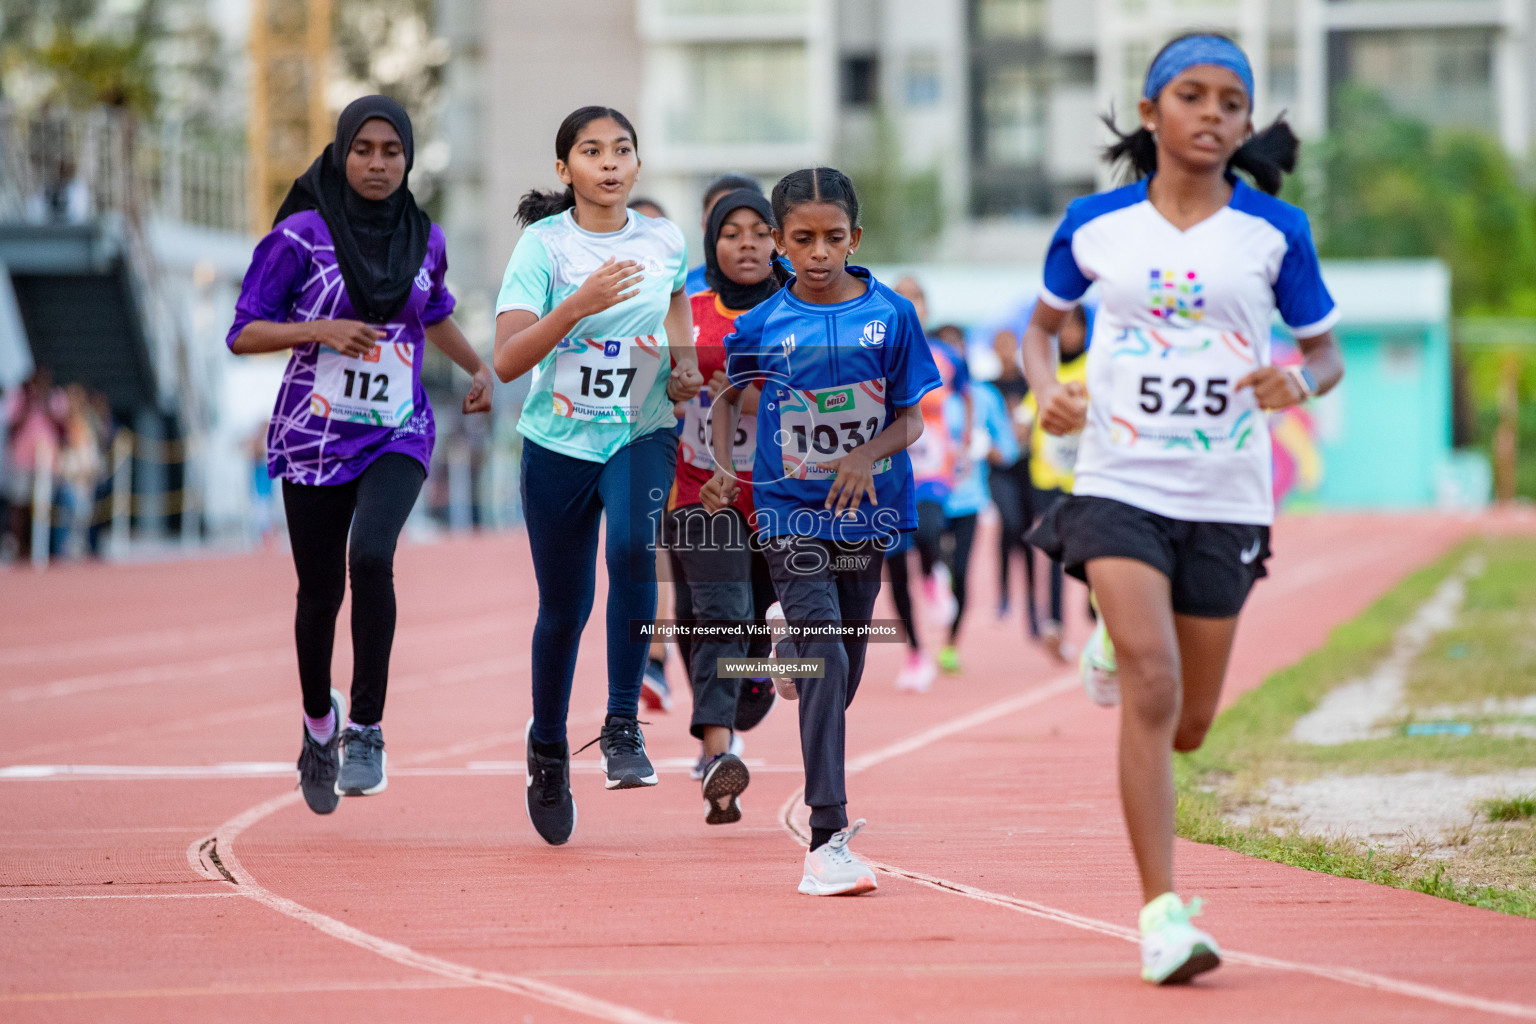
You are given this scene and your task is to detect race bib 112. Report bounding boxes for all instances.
[311,332,416,428]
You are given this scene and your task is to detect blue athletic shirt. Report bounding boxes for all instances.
[1039,177,1338,525]
[724,267,942,542]
[497,209,688,463]
[685,263,709,296]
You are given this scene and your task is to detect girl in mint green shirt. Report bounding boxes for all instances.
[492,105,702,847]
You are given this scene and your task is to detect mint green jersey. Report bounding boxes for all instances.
[497,209,689,462]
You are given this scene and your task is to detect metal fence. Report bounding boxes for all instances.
[0,104,248,233]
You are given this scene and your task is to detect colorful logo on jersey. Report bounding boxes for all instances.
[861,321,887,348]
[1149,269,1205,323]
[603,340,623,358]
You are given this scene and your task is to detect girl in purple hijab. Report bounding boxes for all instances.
[228,95,493,813]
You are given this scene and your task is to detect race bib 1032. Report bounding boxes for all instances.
[777,378,892,481]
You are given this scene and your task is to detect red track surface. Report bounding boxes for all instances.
[4,513,1536,1022]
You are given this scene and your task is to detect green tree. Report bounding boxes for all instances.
[843,111,945,263]
[1286,86,1536,316]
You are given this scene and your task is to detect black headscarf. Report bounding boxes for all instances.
[272,95,432,324]
[703,189,779,312]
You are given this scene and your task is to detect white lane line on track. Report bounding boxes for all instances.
[4,613,515,703]
[186,792,691,1024]
[0,893,242,902]
[777,682,1536,1021]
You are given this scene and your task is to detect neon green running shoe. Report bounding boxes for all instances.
[1080,616,1119,707]
[937,645,961,674]
[1139,893,1221,985]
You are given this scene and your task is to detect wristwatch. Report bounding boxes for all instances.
[1287,364,1318,398]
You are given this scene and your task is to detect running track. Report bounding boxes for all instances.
[4,513,1536,1023]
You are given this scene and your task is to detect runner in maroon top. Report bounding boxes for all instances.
[664,188,780,823]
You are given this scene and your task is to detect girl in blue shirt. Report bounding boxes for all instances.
[701,167,941,897]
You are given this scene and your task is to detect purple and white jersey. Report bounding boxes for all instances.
[228,210,456,486]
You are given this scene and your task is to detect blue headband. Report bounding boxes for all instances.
[1144,35,1254,109]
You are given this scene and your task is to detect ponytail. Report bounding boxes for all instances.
[1228,118,1298,195]
[516,186,575,227]
[1100,111,1300,197]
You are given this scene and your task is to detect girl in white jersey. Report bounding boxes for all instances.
[1023,34,1343,985]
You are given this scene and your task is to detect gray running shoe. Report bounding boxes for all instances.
[335,724,387,796]
[296,688,345,814]
[595,715,657,789]
[701,752,750,825]
[525,719,576,845]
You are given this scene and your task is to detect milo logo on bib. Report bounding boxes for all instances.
[817,388,854,413]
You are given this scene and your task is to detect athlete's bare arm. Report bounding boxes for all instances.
[424,318,494,415]
[663,288,704,402]
[492,257,642,382]
[823,403,924,517]
[1021,302,1087,436]
[1236,329,1344,409]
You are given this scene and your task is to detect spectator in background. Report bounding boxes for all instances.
[54,383,104,557]
[627,197,668,220]
[5,370,66,560]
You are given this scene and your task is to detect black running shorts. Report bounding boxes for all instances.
[1029,494,1271,619]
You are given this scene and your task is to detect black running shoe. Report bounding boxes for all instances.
[336,725,387,796]
[525,719,576,845]
[733,677,777,732]
[296,689,344,814]
[595,714,657,790]
[701,752,750,825]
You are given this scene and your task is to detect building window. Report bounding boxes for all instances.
[1330,28,1496,132]
[974,0,1045,40]
[843,54,879,108]
[905,53,941,106]
[981,64,1045,165]
[661,43,812,146]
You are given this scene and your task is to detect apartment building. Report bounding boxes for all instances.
[455,0,1536,282]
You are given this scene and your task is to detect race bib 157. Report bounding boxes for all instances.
[551,336,663,423]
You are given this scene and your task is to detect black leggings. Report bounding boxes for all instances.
[941,512,978,644]
[885,551,919,651]
[988,458,1038,634]
[282,453,425,725]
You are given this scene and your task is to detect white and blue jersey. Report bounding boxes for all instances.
[1039,177,1338,525]
[724,268,942,542]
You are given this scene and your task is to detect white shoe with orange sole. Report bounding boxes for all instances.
[799,819,878,896]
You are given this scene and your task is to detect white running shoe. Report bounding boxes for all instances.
[798,819,878,896]
[1080,618,1120,707]
[765,601,797,701]
[895,649,936,693]
[1140,893,1221,985]
[925,564,959,627]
